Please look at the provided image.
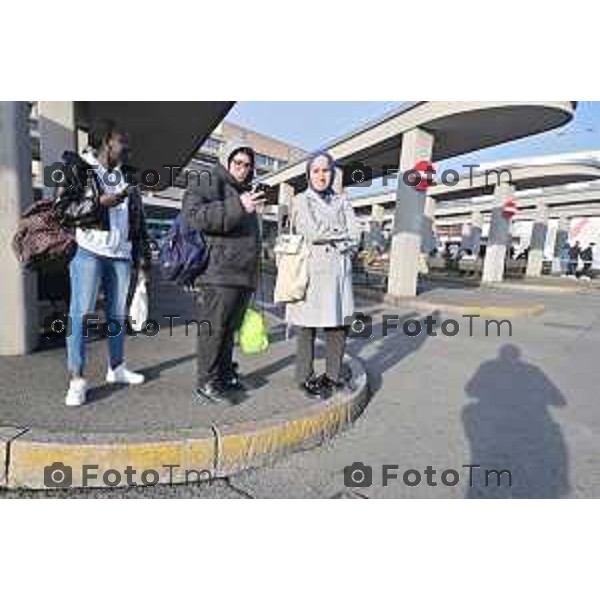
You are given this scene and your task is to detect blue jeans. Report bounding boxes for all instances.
[67,246,131,376]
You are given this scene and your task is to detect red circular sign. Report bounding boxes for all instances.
[502,198,518,219]
[412,160,436,191]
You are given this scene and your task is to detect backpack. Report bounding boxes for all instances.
[12,198,76,269]
[159,214,208,287]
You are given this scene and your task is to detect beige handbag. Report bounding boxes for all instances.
[273,206,309,303]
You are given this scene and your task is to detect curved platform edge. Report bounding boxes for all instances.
[2,356,370,490]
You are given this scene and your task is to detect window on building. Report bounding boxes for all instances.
[201,137,223,154]
[255,153,278,169]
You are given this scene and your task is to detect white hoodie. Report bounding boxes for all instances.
[75,148,132,259]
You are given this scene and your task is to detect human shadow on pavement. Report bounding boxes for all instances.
[140,353,198,382]
[462,344,569,499]
[86,353,197,404]
[345,310,442,394]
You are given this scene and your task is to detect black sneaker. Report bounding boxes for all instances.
[299,375,332,400]
[317,372,355,394]
[194,380,230,404]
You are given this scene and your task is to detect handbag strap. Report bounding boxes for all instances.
[288,193,319,236]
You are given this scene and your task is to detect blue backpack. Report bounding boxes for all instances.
[159,215,208,287]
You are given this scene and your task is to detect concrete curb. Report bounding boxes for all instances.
[215,359,369,477]
[354,288,544,319]
[424,273,600,295]
[2,356,369,490]
[383,294,545,319]
[484,282,593,295]
[7,430,216,489]
[1,427,28,487]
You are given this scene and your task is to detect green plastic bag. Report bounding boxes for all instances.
[238,307,269,355]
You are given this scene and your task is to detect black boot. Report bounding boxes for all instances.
[317,370,355,394]
[299,375,332,400]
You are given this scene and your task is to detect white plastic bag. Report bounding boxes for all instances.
[129,275,149,332]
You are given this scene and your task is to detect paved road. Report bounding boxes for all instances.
[2,285,600,498]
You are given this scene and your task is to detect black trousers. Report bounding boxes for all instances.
[581,261,593,278]
[295,326,347,384]
[195,285,252,387]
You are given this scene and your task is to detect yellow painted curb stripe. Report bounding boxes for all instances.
[8,438,215,489]
[5,358,369,489]
[217,402,354,475]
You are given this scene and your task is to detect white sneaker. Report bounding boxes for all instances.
[65,378,87,407]
[106,363,145,385]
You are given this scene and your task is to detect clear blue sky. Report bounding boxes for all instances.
[227,101,600,166]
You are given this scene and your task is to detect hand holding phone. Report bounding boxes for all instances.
[240,191,265,213]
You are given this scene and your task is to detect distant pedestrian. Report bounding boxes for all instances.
[559,242,570,276]
[568,241,581,276]
[579,243,594,280]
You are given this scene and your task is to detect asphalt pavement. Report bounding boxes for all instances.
[3,280,600,498]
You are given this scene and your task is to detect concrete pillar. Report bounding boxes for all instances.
[421,195,436,253]
[482,182,514,284]
[552,215,569,274]
[371,203,385,224]
[526,202,548,278]
[387,128,434,298]
[470,210,483,256]
[0,102,37,355]
[460,222,471,249]
[471,211,483,255]
[38,101,76,195]
[278,181,294,207]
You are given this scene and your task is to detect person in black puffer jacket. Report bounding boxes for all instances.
[183,142,264,403]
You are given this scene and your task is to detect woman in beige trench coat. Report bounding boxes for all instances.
[286,152,360,399]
